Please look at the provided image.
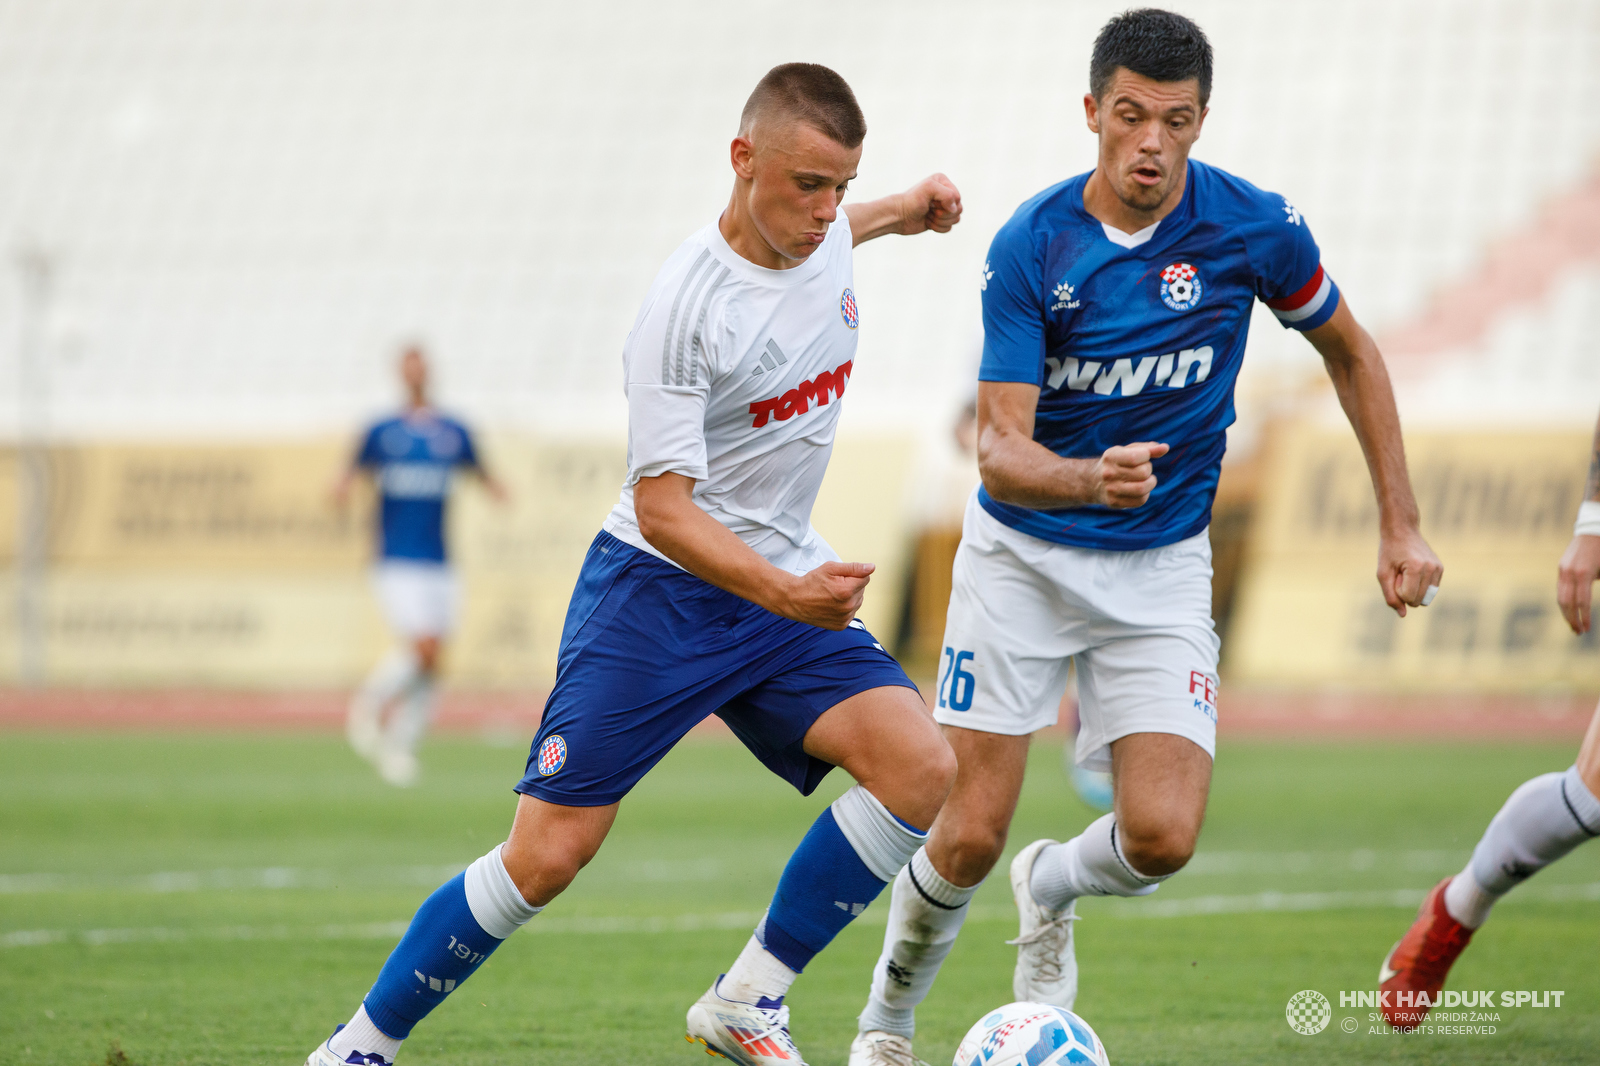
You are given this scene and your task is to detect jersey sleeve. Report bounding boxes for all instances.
[454,422,480,469]
[354,423,382,468]
[1253,195,1340,331]
[978,217,1046,385]
[621,261,729,485]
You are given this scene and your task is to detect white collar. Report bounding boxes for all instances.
[1101,219,1160,249]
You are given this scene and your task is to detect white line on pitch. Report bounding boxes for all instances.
[0,866,468,895]
[0,858,733,895]
[0,851,1493,895]
[6,883,1597,950]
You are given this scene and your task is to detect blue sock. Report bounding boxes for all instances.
[759,808,894,973]
[362,873,504,1039]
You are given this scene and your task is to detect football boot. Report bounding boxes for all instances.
[847,1030,928,1066]
[1007,839,1081,1009]
[686,975,806,1064]
[305,1025,394,1066]
[1379,877,1475,1030]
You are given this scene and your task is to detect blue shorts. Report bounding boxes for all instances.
[515,532,918,806]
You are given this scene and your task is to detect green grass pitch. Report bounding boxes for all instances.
[2,729,1597,1065]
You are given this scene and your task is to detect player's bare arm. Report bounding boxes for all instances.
[329,463,361,510]
[843,173,963,245]
[634,472,871,631]
[471,464,510,505]
[1304,296,1442,617]
[975,380,1169,510]
[1556,408,1600,634]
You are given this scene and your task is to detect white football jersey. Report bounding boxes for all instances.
[603,212,860,575]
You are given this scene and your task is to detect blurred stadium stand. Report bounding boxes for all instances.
[0,0,1597,699]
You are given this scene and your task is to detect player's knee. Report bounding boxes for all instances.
[499,838,584,907]
[870,736,955,833]
[881,729,956,799]
[937,820,1008,882]
[1118,822,1196,878]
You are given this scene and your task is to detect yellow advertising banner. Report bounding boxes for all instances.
[0,442,369,569]
[1229,424,1600,692]
[0,434,914,689]
[0,572,385,687]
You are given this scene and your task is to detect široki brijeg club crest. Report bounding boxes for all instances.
[1159,261,1203,312]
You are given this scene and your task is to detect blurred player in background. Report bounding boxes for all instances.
[334,345,506,787]
[849,11,1445,1063]
[307,63,963,1066]
[1380,411,1600,1030]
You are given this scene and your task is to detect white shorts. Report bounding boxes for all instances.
[373,561,461,639]
[932,491,1220,772]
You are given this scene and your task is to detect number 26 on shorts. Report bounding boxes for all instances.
[938,647,975,711]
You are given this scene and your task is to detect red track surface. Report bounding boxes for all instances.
[1,688,1593,739]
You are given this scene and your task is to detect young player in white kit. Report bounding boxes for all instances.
[337,347,507,787]
[306,64,963,1066]
[1379,410,1600,1030]
[848,12,1445,1064]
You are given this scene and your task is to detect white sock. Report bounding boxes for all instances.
[356,647,421,710]
[464,844,544,938]
[722,933,798,1004]
[1030,814,1168,911]
[1442,864,1496,929]
[1451,766,1600,926]
[328,1004,402,1062]
[830,785,929,881]
[384,674,438,757]
[858,847,980,1038]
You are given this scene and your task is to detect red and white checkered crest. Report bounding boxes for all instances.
[536,734,567,776]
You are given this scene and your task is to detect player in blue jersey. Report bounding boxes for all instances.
[848,12,1446,1063]
[336,346,506,787]
[306,64,963,1066]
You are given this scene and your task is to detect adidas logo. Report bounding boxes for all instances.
[750,338,789,378]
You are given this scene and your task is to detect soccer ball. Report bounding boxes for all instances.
[952,1002,1109,1066]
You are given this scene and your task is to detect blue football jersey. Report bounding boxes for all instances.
[979,159,1339,551]
[356,412,480,562]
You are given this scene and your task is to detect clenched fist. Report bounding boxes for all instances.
[1378,526,1444,618]
[1558,534,1600,635]
[779,560,875,630]
[1092,442,1170,509]
[897,174,963,236]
